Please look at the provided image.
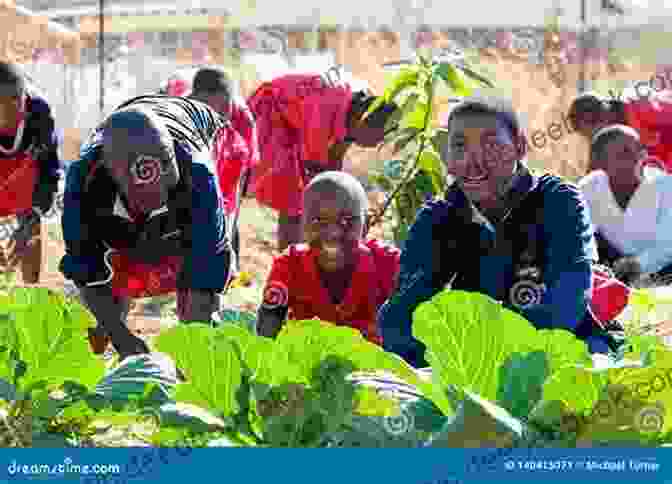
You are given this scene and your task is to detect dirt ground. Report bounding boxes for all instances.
[30,40,660,341]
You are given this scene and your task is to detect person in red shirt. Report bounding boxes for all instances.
[187,68,258,276]
[568,91,672,172]
[0,62,61,284]
[247,73,398,252]
[256,171,400,345]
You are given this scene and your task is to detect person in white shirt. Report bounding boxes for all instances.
[578,124,672,286]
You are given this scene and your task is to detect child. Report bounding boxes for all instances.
[187,67,258,277]
[256,171,400,344]
[378,96,622,368]
[0,62,61,284]
[247,73,399,251]
[578,124,672,285]
[569,91,672,172]
[60,95,234,360]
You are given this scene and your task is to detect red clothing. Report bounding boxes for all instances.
[0,99,37,217]
[246,74,353,216]
[0,151,38,217]
[214,124,251,215]
[107,250,183,299]
[230,101,259,167]
[625,91,672,171]
[261,239,400,344]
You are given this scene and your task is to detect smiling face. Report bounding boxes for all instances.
[441,112,520,209]
[302,185,365,273]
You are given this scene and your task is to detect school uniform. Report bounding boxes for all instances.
[624,90,672,171]
[377,167,615,368]
[246,74,353,217]
[579,168,672,280]
[0,84,60,219]
[261,239,400,345]
[59,95,233,300]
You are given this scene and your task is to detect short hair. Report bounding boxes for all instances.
[349,91,398,129]
[304,171,369,217]
[0,62,25,95]
[590,124,639,165]
[568,92,625,128]
[192,67,233,97]
[439,95,527,157]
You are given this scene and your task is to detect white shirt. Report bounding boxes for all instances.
[578,168,672,274]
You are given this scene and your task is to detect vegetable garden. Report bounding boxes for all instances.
[3,51,672,450]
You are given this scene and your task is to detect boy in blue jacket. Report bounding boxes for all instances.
[60,95,234,360]
[378,96,620,368]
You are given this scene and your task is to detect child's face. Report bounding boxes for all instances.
[303,189,364,272]
[600,133,647,186]
[441,113,520,208]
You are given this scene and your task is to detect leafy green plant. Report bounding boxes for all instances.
[367,54,494,246]
[153,320,428,446]
[0,288,108,446]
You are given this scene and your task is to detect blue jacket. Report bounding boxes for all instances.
[377,171,606,368]
[0,86,61,214]
[59,96,232,293]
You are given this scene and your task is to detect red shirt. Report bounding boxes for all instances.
[625,91,672,171]
[261,239,401,345]
[214,123,251,215]
[246,74,352,216]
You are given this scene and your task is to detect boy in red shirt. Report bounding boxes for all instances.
[247,74,398,252]
[256,171,400,344]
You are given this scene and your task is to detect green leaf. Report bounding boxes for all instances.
[426,388,537,448]
[434,63,473,97]
[418,151,445,194]
[400,101,429,131]
[391,128,421,155]
[0,288,105,391]
[412,290,591,414]
[367,67,420,117]
[353,387,399,417]
[275,320,422,388]
[215,324,273,382]
[454,64,495,88]
[497,351,549,420]
[154,324,244,417]
[400,93,420,119]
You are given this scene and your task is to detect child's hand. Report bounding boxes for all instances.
[4,213,39,270]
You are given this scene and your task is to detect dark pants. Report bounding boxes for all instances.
[595,231,672,284]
